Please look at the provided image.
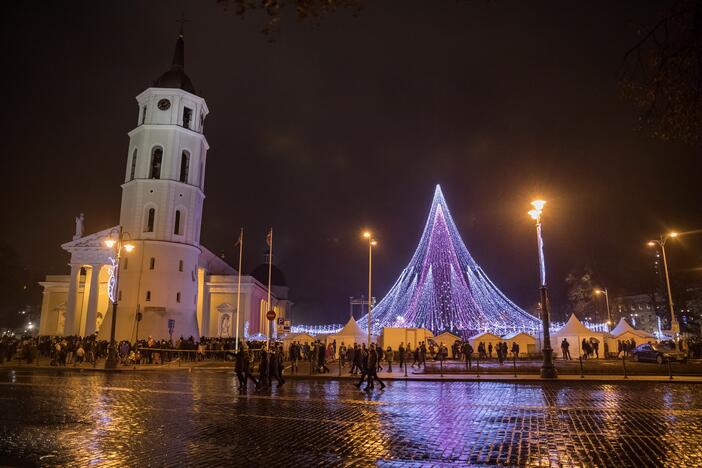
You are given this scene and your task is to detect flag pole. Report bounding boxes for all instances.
[266,228,273,349]
[235,228,243,351]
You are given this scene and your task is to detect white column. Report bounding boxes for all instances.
[63,265,81,336]
[84,264,102,336]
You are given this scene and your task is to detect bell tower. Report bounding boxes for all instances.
[105,26,209,341]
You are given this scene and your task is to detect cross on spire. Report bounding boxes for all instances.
[176,11,190,37]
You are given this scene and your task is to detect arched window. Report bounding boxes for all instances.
[145,208,155,232]
[129,148,138,181]
[179,260,183,272]
[146,291,151,301]
[150,147,163,179]
[179,151,190,183]
[176,292,181,303]
[149,257,155,270]
[200,161,205,188]
[174,210,182,235]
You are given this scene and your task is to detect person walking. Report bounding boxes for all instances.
[258,347,270,391]
[398,342,405,371]
[234,347,246,389]
[412,344,420,368]
[365,344,386,391]
[561,338,571,360]
[270,345,285,388]
[511,341,520,359]
[350,344,359,374]
[339,342,347,369]
[386,346,393,372]
[318,341,330,373]
[354,345,370,388]
[463,342,473,370]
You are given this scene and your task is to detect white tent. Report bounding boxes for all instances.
[502,331,537,357]
[610,318,655,339]
[281,332,315,354]
[551,314,606,359]
[325,317,367,357]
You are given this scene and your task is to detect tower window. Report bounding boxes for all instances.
[129,148,138,181]
[141,106,147,124]
[176,292,181,303]
[179,260,184,272]
[146,291,151,301]
[200,113,204,130]
[123,257,128,270]
[145,208,155,232]
[149,257,155,270]
[183,107,193,129]
[174,210,182,235]
[179,151,190,183]
[118,290,122,301]
[150,147,163,179]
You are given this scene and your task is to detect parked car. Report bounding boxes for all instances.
[632,343,686,364]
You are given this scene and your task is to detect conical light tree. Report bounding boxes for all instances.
[358,185,539,336]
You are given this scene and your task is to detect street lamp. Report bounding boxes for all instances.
[363,231,377,347]
[103,226,134,369]
[528,199,557,378]
[647,232,679,335]
[594,288,612,330]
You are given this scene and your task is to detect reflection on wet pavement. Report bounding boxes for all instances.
[0,369,700,466]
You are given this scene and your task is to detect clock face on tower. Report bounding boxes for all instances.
[157,99,171,111]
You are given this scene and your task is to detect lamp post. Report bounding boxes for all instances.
[528,200,557,379]
[594,288,612,331]
[363,231,377,348]
[647,232,679,335]
[103,226,135,369]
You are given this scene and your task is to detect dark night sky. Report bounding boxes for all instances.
[2,1,701,324]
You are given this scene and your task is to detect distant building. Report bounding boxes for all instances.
[610,293,662,334]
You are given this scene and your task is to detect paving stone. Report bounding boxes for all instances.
[0,369,700,466]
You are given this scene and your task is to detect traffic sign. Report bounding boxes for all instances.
[266,310,276,321]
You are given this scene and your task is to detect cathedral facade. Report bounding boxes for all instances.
[38,30,290,342]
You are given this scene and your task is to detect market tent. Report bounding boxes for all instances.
[325,317,368,357]
[610,318,655,339]
[468,331,503,356]
[502,331,537,357]
[434,331,462,346]
[551,314,606,359]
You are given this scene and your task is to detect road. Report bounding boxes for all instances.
[1,368,701,466]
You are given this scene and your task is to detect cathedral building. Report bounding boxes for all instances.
[38,29,290,341]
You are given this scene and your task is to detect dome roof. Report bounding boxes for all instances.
[153,32,197,95]
[251,263,287,287]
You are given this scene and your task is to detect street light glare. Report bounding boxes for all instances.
[104,238,116,248]
[371,240,377,246]
[531,199,546,211]
[528,209,540,220]
[363,231,371,239]
[647,241,656,247]
[669,232,678,238]
[594,289,602,295]
[124,243,135,253]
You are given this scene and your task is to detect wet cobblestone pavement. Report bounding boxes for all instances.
[1,369,701,466]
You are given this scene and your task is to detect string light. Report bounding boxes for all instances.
[356,185,541,336]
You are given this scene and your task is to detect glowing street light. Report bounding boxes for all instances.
[527,199,557,379]
[594,288,612,330]
[362,230,377,347]
[103,226,134,369]
[647,232,680,335]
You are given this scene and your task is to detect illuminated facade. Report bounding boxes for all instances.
[38,29,290,341]
[357,185,539,336]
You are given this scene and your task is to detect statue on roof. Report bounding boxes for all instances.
[73,213,85,240]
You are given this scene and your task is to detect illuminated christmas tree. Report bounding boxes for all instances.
[358,185,539,336]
